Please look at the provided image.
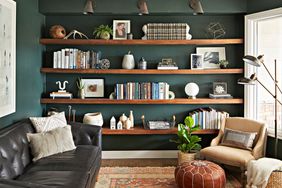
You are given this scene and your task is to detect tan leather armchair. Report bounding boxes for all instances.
[200,117,267,183]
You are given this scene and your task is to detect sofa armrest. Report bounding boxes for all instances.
[69,122,102,148]
[210,130,224,146]
[0,179,50,188]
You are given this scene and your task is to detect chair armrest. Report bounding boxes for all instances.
[69,122,102,148]
[0,179,50,188]
[210,130,224,146]
[252,126,267,159]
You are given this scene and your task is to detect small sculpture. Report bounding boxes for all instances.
[122,51,135,69]
[117,121,123,130]
[110,116,116,130]
[125,119,132,129]
[99,59,110,69]
[50,81,72,99]
[206,22,226,39]
[72,109,76,122]
[56,81,68,92]
[129,110,134,128]
[141,25,148,40]
[49,25,66,39]
[68,105,72,122]
[64,30,89,39]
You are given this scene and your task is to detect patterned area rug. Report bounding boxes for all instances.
[95,167,241,188]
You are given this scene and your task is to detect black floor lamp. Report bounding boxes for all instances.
[238,55,281,158]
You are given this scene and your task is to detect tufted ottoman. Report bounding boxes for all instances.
[175,160,226,188]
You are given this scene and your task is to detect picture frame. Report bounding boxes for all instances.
[81,78,104,97]
[113,20,131,40]
[190,54,204,70]
[0,0,16,118]
[196,47,226,69]
[213,82,227,95]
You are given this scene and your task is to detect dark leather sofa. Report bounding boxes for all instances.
[0,119,102,188]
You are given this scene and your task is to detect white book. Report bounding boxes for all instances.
[73,49,78,69]
[53,51,58,68]
[69,49,74,69]
[57,51,62,69]
[65,49,70,69]
[61,49,65,69]
[165,83,169,99]
[157,66,179,70]
[158,82,165,99]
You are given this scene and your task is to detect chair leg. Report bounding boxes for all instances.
[240,167,245,187]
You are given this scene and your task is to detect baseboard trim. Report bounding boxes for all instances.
[102,150,178,159]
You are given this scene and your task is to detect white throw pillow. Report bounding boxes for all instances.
[29,112,67,133]
[27,126,76,161]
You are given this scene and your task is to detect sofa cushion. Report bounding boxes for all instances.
[200,145,255,167]
[27,126,76,161]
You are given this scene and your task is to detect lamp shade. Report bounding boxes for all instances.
[83,0,94,15]
[185,82,199,99]
[189,0,204,15]
[237,73,257,85]
[243,55,264,67]
[138,0,149,15]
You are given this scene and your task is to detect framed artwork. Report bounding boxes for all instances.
[213,82,227,95]
[113,20,130,40]
[196,47,226,69]
[81,78,104,97]
[190,54,203,70]
[0,0,16,118]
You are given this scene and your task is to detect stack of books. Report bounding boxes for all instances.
[53,48,101,69]
[50,91,72,99]
[115,82,170,100]
[147,23,190,40]
[189,108,229,129]
[209,93,233,99]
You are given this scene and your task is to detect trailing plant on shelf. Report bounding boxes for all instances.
[76,77,85,99]
[219,60,229,69]
[93,25,113,40]
[170,116,201,164]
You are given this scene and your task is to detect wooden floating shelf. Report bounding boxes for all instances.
[102,127,219,135]
[41,98,243,105]
[40,38,244,45]
[41,68,243,75]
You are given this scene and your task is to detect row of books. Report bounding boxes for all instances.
[189,108,230,129]
[115,82,170,100]
[147,23,189,40]
[53,48,101,69]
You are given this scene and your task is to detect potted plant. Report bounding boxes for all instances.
[76,77,85,99]
[93,25,113,40]
[219,60,229,69]
[170,116,202,165]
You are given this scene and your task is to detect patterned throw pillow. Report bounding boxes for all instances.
[29,112,67,133]
[27,126,76,161]
[221,128,257,150]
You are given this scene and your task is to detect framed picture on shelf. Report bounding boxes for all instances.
[0,0,16,118]
[213,82,227,95]
[196,47,226,69]
[190,54,203,70]
[81,78,104,97]
[113,20,130,40]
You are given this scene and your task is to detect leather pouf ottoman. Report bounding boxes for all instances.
[175,160,226,188]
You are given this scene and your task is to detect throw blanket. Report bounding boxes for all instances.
[246,157,282,188]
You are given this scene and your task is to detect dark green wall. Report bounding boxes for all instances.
[0,0,45,128]
[247,0,282,13]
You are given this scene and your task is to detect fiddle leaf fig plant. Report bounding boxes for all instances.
[170,116,202,153]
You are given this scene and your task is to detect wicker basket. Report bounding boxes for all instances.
[266,171,282,188]
[178,151,196,165]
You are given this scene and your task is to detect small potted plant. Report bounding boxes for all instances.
[170,116,201,165]
[76,77,85,99]
[93,25,113,40]
[219,60,229,69]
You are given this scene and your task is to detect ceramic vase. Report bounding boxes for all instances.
[83,112,103,126]
[78,89,85,99]
[129,110,134,128]
[122,51,135,69]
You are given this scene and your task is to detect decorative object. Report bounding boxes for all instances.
[185,82,199,99]
[49,25,66,39]
[137,0,149,15]
[99,59,110,69]
[157,58,178,70]
[122,51,135,69]
[213,82,227,95]
[206,22,226,39]
[81,78,104,97]
[76,77,85,99]
[29,112,67,133]
[47,107,59,116]
[83,0,94,15]
[0,0,16,118]
[83,112,103,126]
[68,105,72,122]
[72,109,76,122]
[109,92,116,99]
[117,121,123,130]
[64,30,89,39]
[168,91,175,99]
[129,110,134,128]
[141,115,176,130]
[27,126,76,162]
[93,25,113,40]
[175,161,226,188]
[127,33,133,39]
[119,113,128,125]
[50,81,73,99]
[138,57,147,70]
[113,20,130,40]
[196,47,226,69]
[189,0,204,15]
[170,116,201,165]
[238,55,281,158]
[125,119,132,129]
[141,25,148,40]
[219,59,229,69]
[110,116,116,130]
[190,54,203,69]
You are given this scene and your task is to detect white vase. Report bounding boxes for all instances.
[129,110,134,128]
[83,112,103,126]
[122,51,135,69]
